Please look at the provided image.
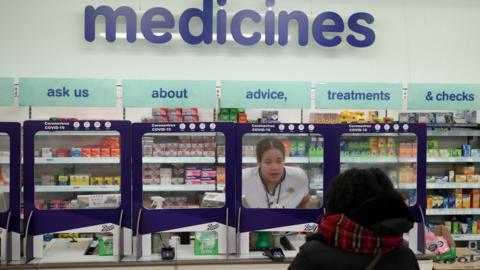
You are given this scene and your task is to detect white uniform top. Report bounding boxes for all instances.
[242,166,309,208]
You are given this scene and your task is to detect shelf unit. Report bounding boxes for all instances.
[0,157,9,164]
[35,157,120,164]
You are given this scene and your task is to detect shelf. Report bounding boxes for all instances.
[427,183,480,189]
[397,183,417,189]
[242,157,323,164]
[142,157,216,164]
[36,131,119,136]
[0,186,9,192]
[143,184,216,192]
[341,157,416,163]
[428,130,480,137]
[426,209,480,215]
[427,157,480,163]
[35,157,120,164]
[35,185,119,192]
[0,157,9,164]
[452,234,480,241]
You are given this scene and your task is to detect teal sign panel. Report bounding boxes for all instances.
[0,78,14,106]
[122,80,216,108]
[316,82,403,109]
[221,81,311,109]
[19,78,116,107]
[408,83,480,110]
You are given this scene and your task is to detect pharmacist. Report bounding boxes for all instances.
[242,137,310,208]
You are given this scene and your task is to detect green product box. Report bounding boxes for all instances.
[98,236,114,256]
[194,231,218,255]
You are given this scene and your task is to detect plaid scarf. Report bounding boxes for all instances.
[318,214,403,254]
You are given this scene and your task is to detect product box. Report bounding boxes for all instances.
[467,175,478,183]
[81,148,91,157]
[110,148,121,157]
[42,147,53,158]
[455,175,467,183]
[70,175,90,186]
[112,176,121,185]
[71,148,82,157]
[100,148,111,157]
[57,175,69,185]
[90,147,101,157]
[91,176,104,185]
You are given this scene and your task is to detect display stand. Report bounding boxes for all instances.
[235,123,334,258]
[132,122,236,260]
[327,123,427,253]
[23,120,132,263]
[0,122,21,264]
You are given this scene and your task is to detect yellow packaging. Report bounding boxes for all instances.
[473,221,478,234]
[91,176,104,185]
[455,189,463,208]
[70,175,90,185]
[112,176,121,185]
[455,175,467,182]
[467,175,479,183]
[103,176,113,185]
[463,193,471,208]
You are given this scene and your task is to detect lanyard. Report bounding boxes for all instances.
[259,167,285,208]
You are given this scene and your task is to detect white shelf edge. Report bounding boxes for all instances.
[341,157,416,163]
[427,183,480,189]
[143,184,217,192]
[35,185,120,192]
[242,157,323,164]
[427,157,480,163]
[451,234,480,241]
[143,157,216,164]
[426,208,480,215]
[35,157,120,164]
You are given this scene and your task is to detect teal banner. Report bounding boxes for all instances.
[221,81,311,109]
[408,83,480,110]
[19,78,116,107]
[123,80,216,108]
[316,83,403,109]
[0,78,14,106]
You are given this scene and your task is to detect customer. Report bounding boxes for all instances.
[242,137,309,208]
[289,168,419,270]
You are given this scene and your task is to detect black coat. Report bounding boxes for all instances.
[288,235,420,270]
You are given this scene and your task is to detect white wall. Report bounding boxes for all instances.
[0,0,479,121]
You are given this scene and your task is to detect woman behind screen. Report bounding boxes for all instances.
[242,137,310,208]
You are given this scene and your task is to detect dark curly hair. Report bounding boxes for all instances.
[256,137,286,162]
[326,168,403,215]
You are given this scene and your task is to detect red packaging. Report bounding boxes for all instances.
[100,148,111,157]
[110,148,121,157]
[81,148,91,157]
[90,147,101,157]
[55,149,70,157]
